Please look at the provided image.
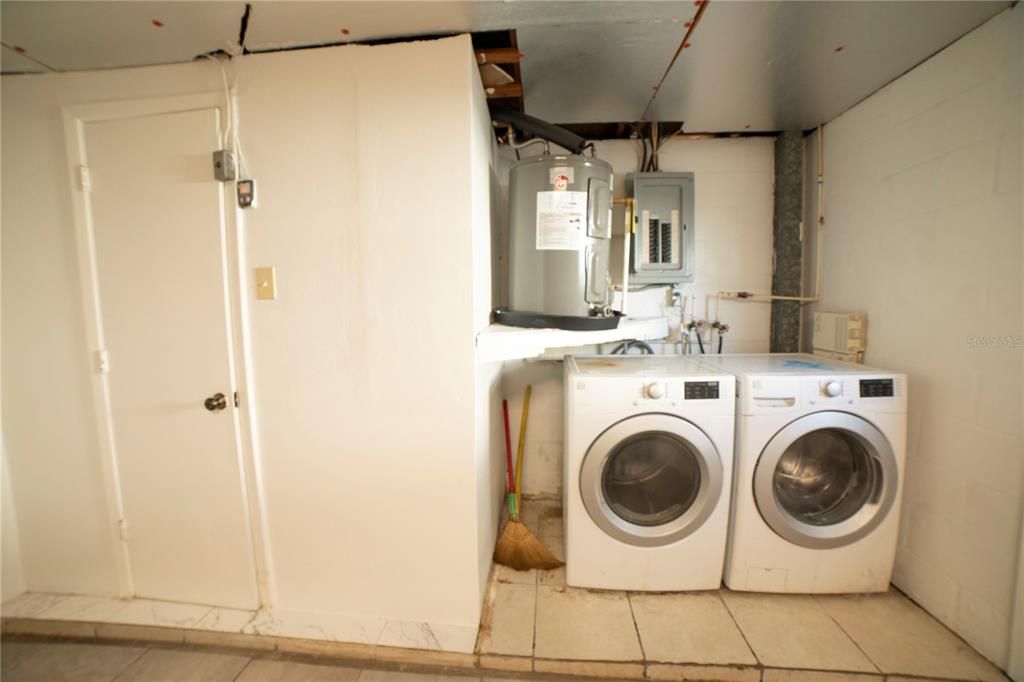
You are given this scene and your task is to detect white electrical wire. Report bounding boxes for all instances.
[202,54,251,179]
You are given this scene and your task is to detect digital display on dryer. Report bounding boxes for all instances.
[859,379,894,397]
[684,381,720,400]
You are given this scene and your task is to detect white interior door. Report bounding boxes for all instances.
[83,107,259,609]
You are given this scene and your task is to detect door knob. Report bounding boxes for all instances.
[204,393,228,411]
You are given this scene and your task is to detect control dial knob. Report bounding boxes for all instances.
[645,383,665,399]
[824,380,843,397]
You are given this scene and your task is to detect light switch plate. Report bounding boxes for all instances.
[255,266,277,300]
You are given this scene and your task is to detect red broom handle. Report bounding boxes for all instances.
[502,400,515,493]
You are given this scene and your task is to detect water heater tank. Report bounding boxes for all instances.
[497,154,618,331]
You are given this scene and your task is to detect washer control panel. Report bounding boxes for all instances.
[684,381,720,400]
[860,378,895,398]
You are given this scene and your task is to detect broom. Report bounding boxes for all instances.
[493,388,563,571]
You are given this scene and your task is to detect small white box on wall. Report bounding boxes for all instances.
[813,311,866,363]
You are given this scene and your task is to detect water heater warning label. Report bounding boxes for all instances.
[536,191,586,250]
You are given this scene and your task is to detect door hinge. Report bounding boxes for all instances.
[233,391,239,407]
[77,165,92,192]
[96,349,110,374]
[118,519,129,542]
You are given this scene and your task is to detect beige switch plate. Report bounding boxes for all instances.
[255,266,277,300]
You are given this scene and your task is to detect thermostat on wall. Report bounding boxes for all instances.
[237,179,256,209]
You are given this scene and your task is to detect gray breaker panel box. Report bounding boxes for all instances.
[627,172,695,284]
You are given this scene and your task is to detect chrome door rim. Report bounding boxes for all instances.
[754,411,898,549]
[580,413,723,547]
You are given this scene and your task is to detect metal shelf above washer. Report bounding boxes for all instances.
[475,317,669,363]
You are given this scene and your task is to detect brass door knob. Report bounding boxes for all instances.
[204,393,228,411]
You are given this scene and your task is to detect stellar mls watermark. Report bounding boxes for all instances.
[966,335,1023,348]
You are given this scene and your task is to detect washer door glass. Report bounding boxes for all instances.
[581,413,723,547]
[754,412,898,549]
[602,433,701,527]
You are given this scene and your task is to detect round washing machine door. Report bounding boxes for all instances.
[754,411,899,550]
[580,413,723,547]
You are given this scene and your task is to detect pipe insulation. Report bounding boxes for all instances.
[490,105,587,155]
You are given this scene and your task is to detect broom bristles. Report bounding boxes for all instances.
[493,520,564,571]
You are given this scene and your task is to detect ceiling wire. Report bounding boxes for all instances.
[637,0,711,124]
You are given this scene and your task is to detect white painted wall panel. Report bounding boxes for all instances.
[802,6,1023,668]
[1,35,495,646]
[1,443,25,601]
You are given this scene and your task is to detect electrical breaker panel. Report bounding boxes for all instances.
[627,172,695,284]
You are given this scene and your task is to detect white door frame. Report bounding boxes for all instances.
[62,93,273,607]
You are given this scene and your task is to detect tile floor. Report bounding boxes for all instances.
[0,640,519,681]
[0,500,1010,682]
[476,501,1010,682]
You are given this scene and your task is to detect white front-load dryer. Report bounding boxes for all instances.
[564,354,735,591]
[699,353,908,593]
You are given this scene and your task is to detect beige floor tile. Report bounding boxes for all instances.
[646,662,761,681]
[356,670,478,681]
[107,599,212,628]
[492,563,537,586]
[762,670,882,682]
[720,592,875,672]
[236,658,361,681]
[1,593,66,618]
[534,586,642,661]
[815,592,1007,681]
[478,583,535,657]
[536,566,565,587]
[630,593,755,665]
[533,658,644,678]
[3,642,146,681]
[38,595,127,622]
[116,648,250,681]
[1,641,51,675]
[478,653,532,673]
[194,607,257,633]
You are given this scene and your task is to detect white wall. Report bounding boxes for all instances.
[502,138,776,497]
[2,35,498,650]
[803,6,1023,668]
[1,442,25,601]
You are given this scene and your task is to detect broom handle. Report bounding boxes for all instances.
[501,400,516,520]
[514,385,532,516]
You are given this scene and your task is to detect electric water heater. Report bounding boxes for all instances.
[496,154,618,331]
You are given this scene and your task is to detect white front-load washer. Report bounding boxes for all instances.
[699,353,907,593]
[564,354,735,591]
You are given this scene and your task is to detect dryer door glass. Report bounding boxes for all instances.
[580,413,723,547]
[773,429,874,526]
[754,411,899,550]
[601,433,701,527]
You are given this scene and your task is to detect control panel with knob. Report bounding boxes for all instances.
[823,380,843,397]
[645,383,665,399]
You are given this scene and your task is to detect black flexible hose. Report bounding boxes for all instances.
[490,105,587,155]
[718,335,724,354]
[696,333,705,354]
[611,340,655,355]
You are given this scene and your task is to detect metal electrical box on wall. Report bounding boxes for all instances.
[627,172,695,284]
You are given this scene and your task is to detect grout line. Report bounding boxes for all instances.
[230,656,256,682]
[530,576,539,668]
[624,592,648,665]
[812,594,882,675]
[716,589,760,666]
[109,642,152,682]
